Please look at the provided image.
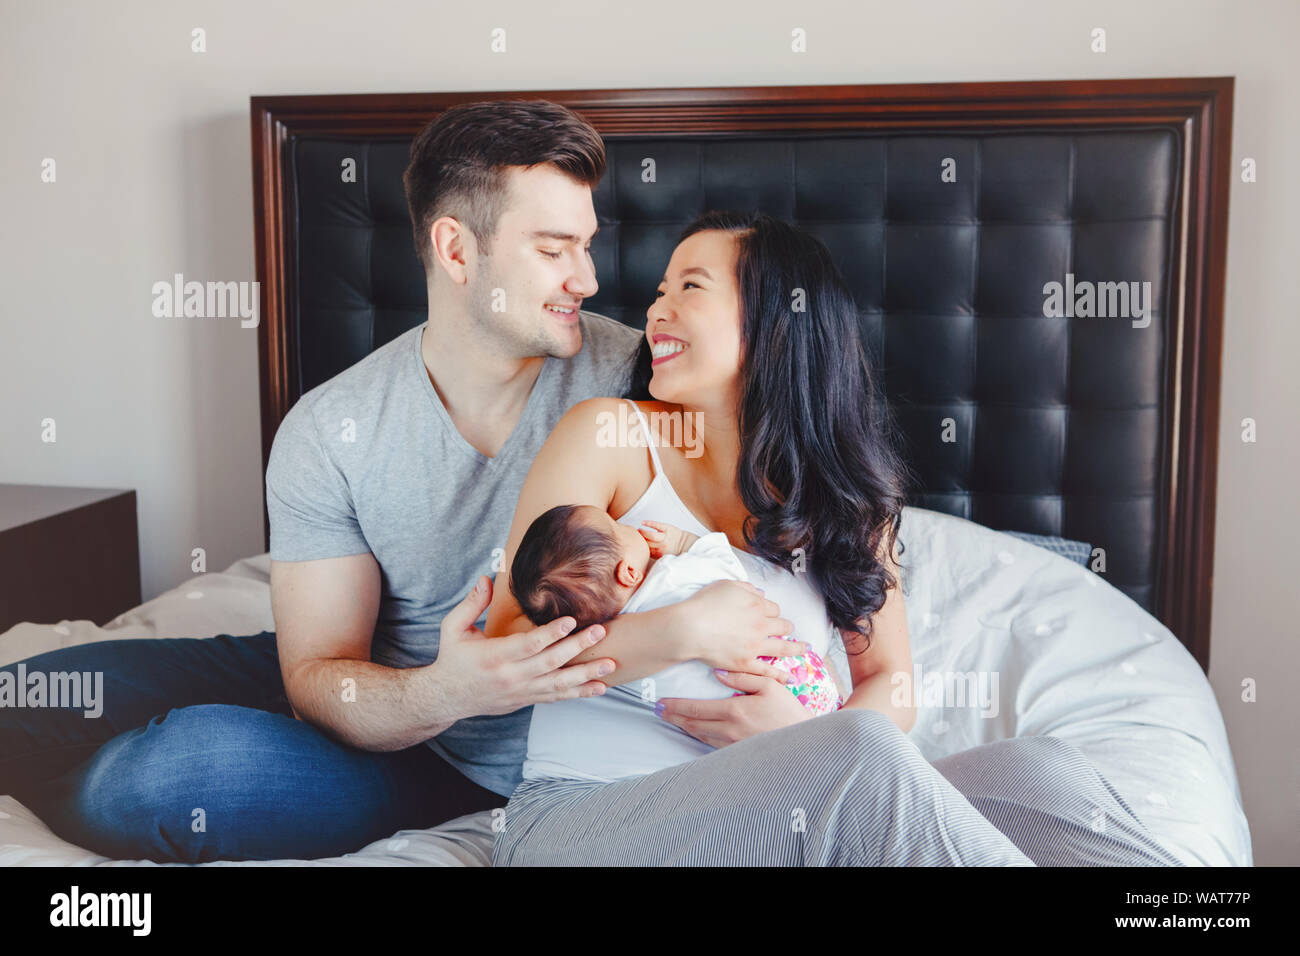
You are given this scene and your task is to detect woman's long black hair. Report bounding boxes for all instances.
[624,211,912,652]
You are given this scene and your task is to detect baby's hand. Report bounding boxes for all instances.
[638,520,696,558]
[637,520,673,558]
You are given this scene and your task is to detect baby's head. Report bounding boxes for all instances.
[510,504,652,631]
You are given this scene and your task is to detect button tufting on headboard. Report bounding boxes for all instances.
[291,128,1177,614]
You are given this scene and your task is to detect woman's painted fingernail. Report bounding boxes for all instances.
[654,700,666,718]
[713,668,728,677]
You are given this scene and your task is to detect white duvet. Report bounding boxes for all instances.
[0,506,1251,866]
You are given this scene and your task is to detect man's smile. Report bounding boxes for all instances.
[545,302,581,323]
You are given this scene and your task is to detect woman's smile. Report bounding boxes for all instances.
[650,334,689,365]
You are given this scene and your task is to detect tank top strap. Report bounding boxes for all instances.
[624,400,665,477]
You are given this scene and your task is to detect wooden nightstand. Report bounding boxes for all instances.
[0,484,141,632]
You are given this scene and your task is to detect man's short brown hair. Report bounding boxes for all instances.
[402,99,606,268]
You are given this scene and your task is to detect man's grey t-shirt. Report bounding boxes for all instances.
[265,311,641,797]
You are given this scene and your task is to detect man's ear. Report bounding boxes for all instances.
[430,216,473,284]
[615,560,641,588]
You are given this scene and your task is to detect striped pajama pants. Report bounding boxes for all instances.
[491,708,1184,866]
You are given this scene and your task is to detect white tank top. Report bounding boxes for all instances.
[521,401,850,783]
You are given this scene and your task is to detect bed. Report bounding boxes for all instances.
[0,78,1250,865]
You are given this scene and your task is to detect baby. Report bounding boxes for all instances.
[509,503,843,716]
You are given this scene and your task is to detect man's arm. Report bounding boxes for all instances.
[272,553,465,751]
[267,397,616,752]
[266,398,463,751]
[274,555,620,752]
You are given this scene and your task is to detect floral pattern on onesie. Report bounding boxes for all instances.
[734,635,842,715]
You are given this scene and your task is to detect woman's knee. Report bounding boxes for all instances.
[937,734,1184,866]
[820,707,917,768]
[784,709,930,807]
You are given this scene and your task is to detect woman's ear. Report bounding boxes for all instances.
[615,560,641,588]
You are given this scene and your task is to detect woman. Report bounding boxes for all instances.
[483,211,1181,866]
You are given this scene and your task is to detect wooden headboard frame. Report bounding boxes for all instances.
[250,78,1233,670]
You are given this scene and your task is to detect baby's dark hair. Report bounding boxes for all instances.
[509,505,626,631]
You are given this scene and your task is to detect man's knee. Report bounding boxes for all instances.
[65,704,290,862]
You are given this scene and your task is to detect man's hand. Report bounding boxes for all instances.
[435,575,617,718]
[673,580,806,680]
[655,671,813,748]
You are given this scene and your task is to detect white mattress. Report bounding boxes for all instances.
[0,506,1251,866]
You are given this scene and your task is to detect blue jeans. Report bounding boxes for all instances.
[0,633,505,862]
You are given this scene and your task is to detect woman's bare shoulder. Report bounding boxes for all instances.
[546,397,654,470]
[549,396,629,446]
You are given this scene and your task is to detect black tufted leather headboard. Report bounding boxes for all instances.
[251,80,1232,669]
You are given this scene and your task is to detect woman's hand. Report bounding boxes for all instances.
[655,670,813,747]
[672,580,806,682]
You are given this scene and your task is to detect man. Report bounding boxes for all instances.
[0,99,784,862]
